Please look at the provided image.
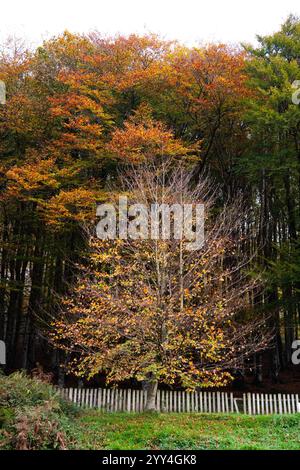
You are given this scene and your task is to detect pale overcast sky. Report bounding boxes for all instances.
[0,0,299,47]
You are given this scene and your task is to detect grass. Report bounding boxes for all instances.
[74,411,300,450]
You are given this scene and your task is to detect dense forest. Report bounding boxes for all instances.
[1,15,300,391]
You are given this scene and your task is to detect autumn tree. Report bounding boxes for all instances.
[53,162,269,410]
[0,33,113,372]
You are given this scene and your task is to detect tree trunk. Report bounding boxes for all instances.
[144,379,158,412]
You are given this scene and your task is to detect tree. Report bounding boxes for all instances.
[52,162,269,410]
[0,32,114,372]
[240,15,300,370]
[107,103,198,163]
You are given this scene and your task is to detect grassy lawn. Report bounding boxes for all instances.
[74,411,300,450]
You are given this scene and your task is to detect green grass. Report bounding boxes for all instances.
[74,411,300,450]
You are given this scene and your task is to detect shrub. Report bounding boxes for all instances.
[0,371,77,450]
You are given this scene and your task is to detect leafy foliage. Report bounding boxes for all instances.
[0,371,77,450]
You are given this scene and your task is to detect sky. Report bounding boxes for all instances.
[0,0,299,48]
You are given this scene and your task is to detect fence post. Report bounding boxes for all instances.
[259,394,263,414]
[216,392,220,413]
[282,394,287,414]
[191,392,195,413]
[287,394,291,414]
[225,393,229,413]
[247,393,252,415]
[186,391,190,413]
[296,394,300,413]
[120,389,124,412]
[97,388,102,409]
[112,389,116,411]
[198,392,202,413]
[165,390,169,412]
[133,389,137,413]
[90,389,93,408]
[208,392,212,413]
[74,388,78,406]
[176,391,180,412]
[256,393,260,415]
[230,393,234,413]
[291,394,295,414]
[127,389,131,413]
[84,389,89,408]
[273,394,277,414]
[78,388,82,407]
[269,394,273,414]
[194,391,198,412]
[278,394,282,414]
[242,394,246,414]
[221,393,225,413]
[252,393,256,415]
[81,388,85,408]
[171,391,175,412]
[204,392,207,412]
[233,398,239,413]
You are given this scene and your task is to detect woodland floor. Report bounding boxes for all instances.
[74,411,300,450]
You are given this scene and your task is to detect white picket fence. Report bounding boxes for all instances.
[59,387,300,415]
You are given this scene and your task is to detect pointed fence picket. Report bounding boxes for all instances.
[58,387,300,415]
